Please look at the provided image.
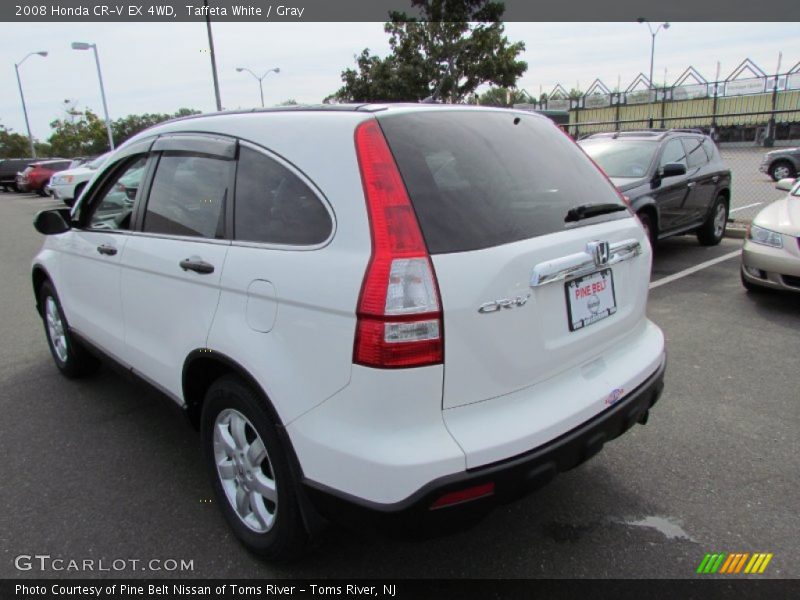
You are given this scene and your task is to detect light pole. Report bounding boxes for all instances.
[14,51,48,158]
[71,41,115,150]
[637,18,670,92]
[236,67,280,107]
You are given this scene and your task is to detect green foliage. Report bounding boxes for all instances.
[277,99,299,106]
[328,0,527,104]
[47,108,201,158]
[112,108,200,143]
[474,87,534,107]
[47,109,110,157]
[0,121,31,158]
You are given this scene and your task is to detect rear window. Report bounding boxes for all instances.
[378,111,626,254]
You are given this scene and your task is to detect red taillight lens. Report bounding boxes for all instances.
[353,119,443,368]
[430,482,495,510]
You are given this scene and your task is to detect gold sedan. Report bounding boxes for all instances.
[741,178,800,293]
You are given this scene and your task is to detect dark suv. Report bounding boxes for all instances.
[579,130,732,246]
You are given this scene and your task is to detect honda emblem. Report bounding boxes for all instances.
[587,241,610,267]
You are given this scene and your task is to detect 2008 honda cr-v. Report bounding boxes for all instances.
[32,105,666,558]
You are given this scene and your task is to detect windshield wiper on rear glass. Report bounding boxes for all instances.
[564,202,628,223]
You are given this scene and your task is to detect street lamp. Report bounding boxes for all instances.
[637,18,670,91]
[14,51,48,158]
[236,67,280,107]
[71,41,115,150]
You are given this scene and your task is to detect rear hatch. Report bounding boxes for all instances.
[378,109,651,409]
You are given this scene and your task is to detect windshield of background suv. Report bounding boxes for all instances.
[378,111,627,254]
[579,139,659,179]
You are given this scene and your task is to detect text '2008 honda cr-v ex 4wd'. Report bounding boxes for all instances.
[31,105,666,559]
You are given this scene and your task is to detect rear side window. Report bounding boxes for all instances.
[143,153,231,239]
[682,137,708,169]
[378,111,626,254]
[234,146,332,245]
[702,138,718,162]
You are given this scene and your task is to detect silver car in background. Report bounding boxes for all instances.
[741,177,800,293]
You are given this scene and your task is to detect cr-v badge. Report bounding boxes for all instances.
[478,294,531,314]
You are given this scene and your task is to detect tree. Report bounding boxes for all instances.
[112,108,200,143]
[0,122,32,158]
[474,87,533,107]
[46,108,201,157]
[328,0,527,103]
[47,109,110,157]
[568,88,583,100]
[277,99,299,106]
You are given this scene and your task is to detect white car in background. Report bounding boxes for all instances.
[49,153,111,206]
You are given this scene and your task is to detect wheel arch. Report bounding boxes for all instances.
[182,349,284,430]
[633,198,659,231]
[31,264,52,317]
[716,187,731,215]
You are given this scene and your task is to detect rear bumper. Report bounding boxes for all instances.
[303,356,665,527]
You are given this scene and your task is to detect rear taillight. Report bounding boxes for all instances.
[353,120,443,368]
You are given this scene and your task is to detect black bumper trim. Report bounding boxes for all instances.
[303,357,666,526]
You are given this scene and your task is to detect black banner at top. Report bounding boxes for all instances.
[3,0,800,22]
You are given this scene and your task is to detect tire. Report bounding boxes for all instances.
[201,375,309,560]
[637,211,657,248]
[697,195,728,246]
[769,160,796,182]
[39,281,99,378]
[37,188,47,197]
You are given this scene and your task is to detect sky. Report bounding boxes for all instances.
[0,21,796,142]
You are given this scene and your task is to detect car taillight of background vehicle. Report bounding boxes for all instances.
[353,119,443,368]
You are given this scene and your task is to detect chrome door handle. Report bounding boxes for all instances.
[712,175,720,183]
[179,258,215,274]
[96,244,117,256]
[687,182,696,188]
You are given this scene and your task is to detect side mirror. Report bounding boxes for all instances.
[34,208,72,235]
[776,177,796,192]
[661,163,687,178]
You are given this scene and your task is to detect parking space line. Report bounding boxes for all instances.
[730,202,763,214]
[649,250,741,290]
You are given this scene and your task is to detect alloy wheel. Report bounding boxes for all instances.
[45,296,68,363]
[213,408,277,533]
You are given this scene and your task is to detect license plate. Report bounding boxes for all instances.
[565,269,617,331]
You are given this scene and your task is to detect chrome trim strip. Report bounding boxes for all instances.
[530,239,642,287]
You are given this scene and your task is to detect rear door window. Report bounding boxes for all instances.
[682,137,708,169]
[143,153,231,239]
[659,139,688,170]
[377,111,626,254]
[234,146,332,245]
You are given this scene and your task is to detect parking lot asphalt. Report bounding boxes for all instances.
[0,191,797,579]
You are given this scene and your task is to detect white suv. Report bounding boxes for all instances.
[32,105,666,558]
